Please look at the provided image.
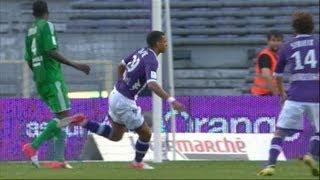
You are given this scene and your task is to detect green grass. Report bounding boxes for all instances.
[0,160,318,179]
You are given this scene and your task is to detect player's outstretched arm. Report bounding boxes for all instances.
[47,50,91,75]
[147,81,184,112]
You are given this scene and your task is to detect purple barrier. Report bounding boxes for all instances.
[0,97,315,161]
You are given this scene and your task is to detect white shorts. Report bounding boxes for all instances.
[277,100,319,132]
[107,88,144,130]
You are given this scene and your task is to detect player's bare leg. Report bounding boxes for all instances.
[108,120,127,141]
[130,122,154,170]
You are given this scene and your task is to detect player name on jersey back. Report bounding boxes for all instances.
[276,35,319,102]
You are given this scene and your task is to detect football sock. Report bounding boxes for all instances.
[84,121,112,139]
[267,136,283,166]
[308,132,319,160]
[53,127,67,162]
[31,119,60,149]
[134,138,150,163]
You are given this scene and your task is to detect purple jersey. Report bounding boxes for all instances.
[116,47,158,100]
[275,34,319,102]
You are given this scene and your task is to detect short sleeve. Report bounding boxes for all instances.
[274,45,287,76]
[145,56,158,83]
[42,22,58,52]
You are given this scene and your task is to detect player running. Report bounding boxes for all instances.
[70,31,184,169]
[22,0,90,168]
[258,12,319,176]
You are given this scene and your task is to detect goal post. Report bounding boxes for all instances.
[151,0,163,163]
[164,0,176,161]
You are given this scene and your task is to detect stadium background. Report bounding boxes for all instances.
[1,0,319,97]
[0,0,319,178]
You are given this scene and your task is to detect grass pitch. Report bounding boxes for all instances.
[0,160,318,179]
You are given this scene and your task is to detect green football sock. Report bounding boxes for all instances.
[53,127,67,162]
[31,119,60,149]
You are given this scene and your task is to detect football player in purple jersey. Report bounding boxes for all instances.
[258,12,319,176]
[71,31,184,169]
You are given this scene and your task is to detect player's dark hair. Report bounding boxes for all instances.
[32,0,49,18]
[146,31,165,48]
[267,30,283,40]
[292,12,314,34]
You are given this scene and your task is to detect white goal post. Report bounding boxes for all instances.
[151,0,163,163]
[152,0,177,162]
